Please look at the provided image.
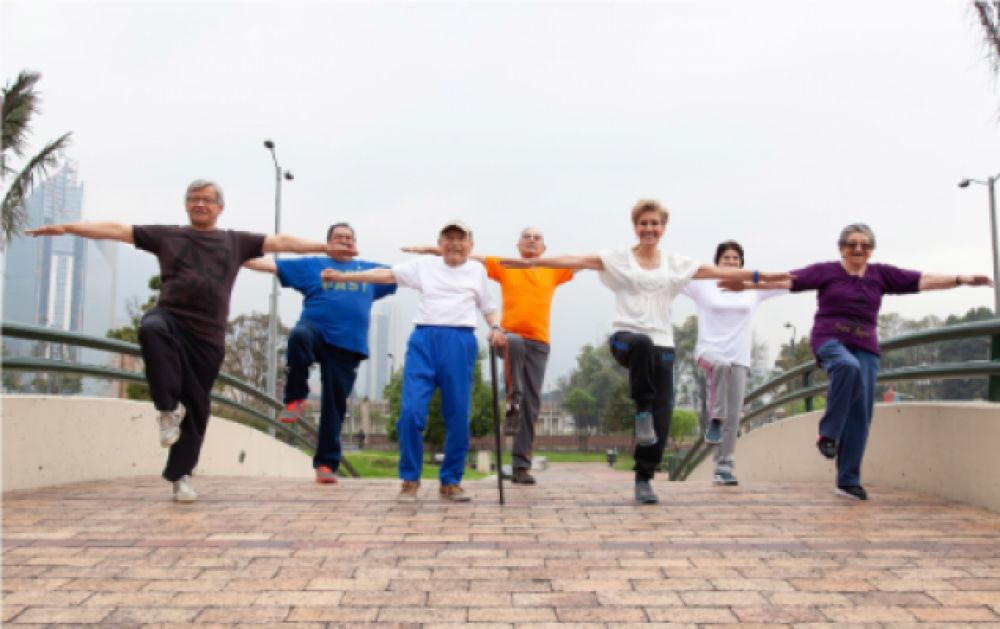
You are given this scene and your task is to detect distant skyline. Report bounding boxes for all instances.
[4,2,1000,387]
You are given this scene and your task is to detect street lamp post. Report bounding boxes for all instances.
[263,140,294,418]
[959,174,1000,401]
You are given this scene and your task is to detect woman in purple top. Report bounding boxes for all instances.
[744,223,992,501]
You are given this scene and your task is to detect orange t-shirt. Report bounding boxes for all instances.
[483,257,574,345]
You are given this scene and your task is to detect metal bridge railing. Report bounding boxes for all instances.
[671,319,1000,481]
[1,322,359,478]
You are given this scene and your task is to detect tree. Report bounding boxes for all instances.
[670,408,699,442]
[106,275,162,401]
[221,312,289,413]
[673,315,708,432]
[1,71,72,246]
[562,387,596,431]
[974,2,1000,82]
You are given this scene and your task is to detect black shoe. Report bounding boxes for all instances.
[836,485,867,501]
[503,404,520,436]
[511,468,536,485]
[816,435,837,459]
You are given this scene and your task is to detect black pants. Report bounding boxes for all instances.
[139,308,225,482]
[609,331,674,482]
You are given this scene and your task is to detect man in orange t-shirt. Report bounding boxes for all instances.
[403,227,574,485]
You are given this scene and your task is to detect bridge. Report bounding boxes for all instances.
[4,321,1000,626]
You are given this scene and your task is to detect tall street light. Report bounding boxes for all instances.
[264,139,294,417]
[959,174,1000,401]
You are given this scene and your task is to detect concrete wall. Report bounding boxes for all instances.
[2,396,313,493]
[688,402,1000,513]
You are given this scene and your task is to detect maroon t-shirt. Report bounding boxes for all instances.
[790,261,922,357]
[133,225,266,346]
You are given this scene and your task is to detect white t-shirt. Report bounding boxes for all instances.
[392,256,497,327]
[681,279,787,367]
[597,247,701,348]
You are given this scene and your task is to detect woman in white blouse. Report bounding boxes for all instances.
[680,241,787,488]
[501,200,792,504]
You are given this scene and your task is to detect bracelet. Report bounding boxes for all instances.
[753,270,760,284]
[957,275,962,286]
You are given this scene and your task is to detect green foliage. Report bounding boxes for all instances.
[562,387,596,425]
[670,408,699,441]
[1,71,72,246]
[106,275,162,401]
[384,349,496,450]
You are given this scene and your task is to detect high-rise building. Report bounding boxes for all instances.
[362,302,398,401]
[2,163,118,395]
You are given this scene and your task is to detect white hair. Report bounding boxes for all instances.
[838,223,875,247]
[185,179,224,205]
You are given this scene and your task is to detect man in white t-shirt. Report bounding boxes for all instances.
[321,220,505,503]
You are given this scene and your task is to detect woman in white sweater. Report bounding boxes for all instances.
[501,200,792,504]
[680,240,787,487]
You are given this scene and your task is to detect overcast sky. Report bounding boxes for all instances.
[4,1,1000,393]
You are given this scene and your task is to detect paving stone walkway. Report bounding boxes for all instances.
[4,463,1000,628]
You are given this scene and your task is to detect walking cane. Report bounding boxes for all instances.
[488,345,506,505]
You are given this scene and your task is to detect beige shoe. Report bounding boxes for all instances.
[398,480,420,503]
[439,484,471,502]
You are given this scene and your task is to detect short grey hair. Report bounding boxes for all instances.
[838,223,875,247]
[185,179,224,205]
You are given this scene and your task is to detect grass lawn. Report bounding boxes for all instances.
[344,450,488,480]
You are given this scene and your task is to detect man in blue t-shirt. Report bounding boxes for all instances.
[244,223,396,484]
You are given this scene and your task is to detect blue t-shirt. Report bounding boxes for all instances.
[275,257,397,357]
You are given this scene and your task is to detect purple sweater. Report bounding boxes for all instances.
[790,262,922,357]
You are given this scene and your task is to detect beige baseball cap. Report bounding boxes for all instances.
[440,220,473,237]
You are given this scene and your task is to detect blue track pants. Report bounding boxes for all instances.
[397,326,478,485]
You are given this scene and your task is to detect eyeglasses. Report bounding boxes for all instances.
[521,234,543,241]
[186,196,218,205]
[841,242,874,251]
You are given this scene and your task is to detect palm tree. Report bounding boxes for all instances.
[1,70,72,247]
[974,2,1000,78]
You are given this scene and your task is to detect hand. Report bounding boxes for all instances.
[760,271,796,282]
[964,275,995,287]
[498,258,531,269]
[320,269,347,283]
[25,225,67,237]
[488,328,507,348]
[325,242,358,259]
[717,280,747,292]
[401,246,440,255]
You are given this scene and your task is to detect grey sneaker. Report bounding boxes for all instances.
[173,475,197,503]
[503,403,520,436]
[634,412,657,446]
[713,472,738,486]
[158,404,184,448]
[634,481,659,504]
[705,419,723,444]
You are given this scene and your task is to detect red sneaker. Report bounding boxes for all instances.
[280,400,307,424]
[315,466,338,484]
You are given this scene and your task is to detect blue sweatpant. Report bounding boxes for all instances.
[397,326,478,485]
[815,339,880,487]
[284,321,361,472]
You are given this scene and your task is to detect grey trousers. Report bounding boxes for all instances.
[697,350,748,475]
[501,332,550,471]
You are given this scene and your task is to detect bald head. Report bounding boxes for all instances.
[517,226,546,259]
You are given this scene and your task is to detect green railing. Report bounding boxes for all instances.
[671,318,1000,481]
[1,322,359,478]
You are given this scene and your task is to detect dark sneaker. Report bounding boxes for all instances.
[836,485,867,501]
[439,484,471,502]
[634,481,659,504]
[705,419,723,444]
[315,466,338,484]
[817,435,837,459]
[635,412,657,446]
[713,472,738,486]
[503,403,520,436]
[398,480,420,503]
[280,400,308,424]
[511,468,536,485]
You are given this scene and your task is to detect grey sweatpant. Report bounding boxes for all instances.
[501,332,550,471]
[696,350,748,475]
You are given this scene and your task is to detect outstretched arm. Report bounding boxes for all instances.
[919,274,994,291]
[243,258,278,274]
[402,245,485,264]
[719,279,793,292]
[500,254,604,271]
[25,222,134,244]
[263,234,358,257]
[694,264,793,283]
[321,267,395,285]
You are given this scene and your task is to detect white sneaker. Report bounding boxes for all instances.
[158,404,184,448]
[173,475,197,502]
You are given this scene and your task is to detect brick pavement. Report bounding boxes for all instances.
[3,462,1000,627]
